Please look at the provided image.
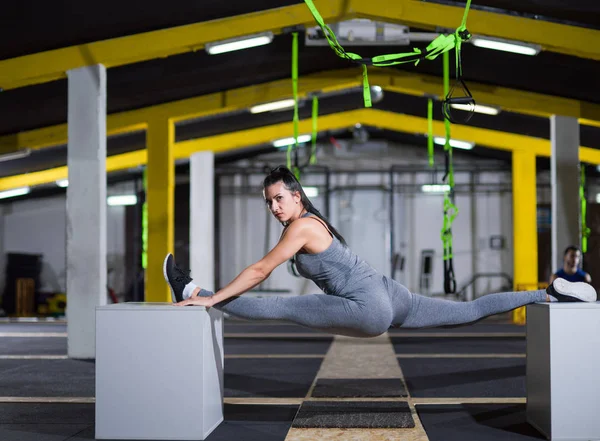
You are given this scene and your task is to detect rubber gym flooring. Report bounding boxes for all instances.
[0,314,547,441]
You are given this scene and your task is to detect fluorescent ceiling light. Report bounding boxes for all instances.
[471,37,540,56]
[56,179,69,188]
[450,103,500,116]
[107,195,137,206]
[0,148,32,163]
[0,187,30,199]
[304,186,319,198]
[206,32,274,55]
[433,137,475,150]
[422,184,450,193]
[250,99,296,114]
[273,134,312,148]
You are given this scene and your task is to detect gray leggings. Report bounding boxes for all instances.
[205,275,546,337]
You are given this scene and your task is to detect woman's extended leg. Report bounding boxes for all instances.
[383,276,548,329]
[201,291,391,338]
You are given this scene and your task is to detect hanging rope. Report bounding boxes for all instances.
[440,51,459,294]
[580,164,591,253]
[303,0,473,110]
[310,95,319,165]
[427,98,434,167]
[287,32,300,177]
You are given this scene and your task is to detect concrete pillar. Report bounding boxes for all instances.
[190,152,214,291]
[550,116,580,269]
[66,65,107,359]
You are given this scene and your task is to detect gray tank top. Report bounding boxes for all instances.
[294,214,377,296]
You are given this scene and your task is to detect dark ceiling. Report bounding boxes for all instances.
[1,1,599,180]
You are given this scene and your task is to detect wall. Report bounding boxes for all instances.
[1,194,126,296]
[217,169,513,300]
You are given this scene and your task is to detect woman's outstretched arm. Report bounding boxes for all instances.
[178,220,309,307]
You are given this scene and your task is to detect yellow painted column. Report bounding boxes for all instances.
[145,117,175,302]
[512,149,539,291]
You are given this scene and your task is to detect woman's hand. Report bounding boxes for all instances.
[174,295,214,308]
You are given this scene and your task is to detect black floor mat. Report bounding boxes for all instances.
[399,358,525,397]
[0,359,95,397]
[311,378,408,398]
[0,337,67,355]
[225,358,323,398]
[0,403,298,441]
[225,337,332,355]
[392,337,525,354]
[417,404,546,441]
[292,401,415,428]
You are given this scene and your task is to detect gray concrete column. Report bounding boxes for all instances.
[66,65,107,359]
[550,115,580,270]
[190,152,214,291]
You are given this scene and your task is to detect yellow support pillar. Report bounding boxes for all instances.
[145,117,175,302]
[512,150,538,324]
[512,150,539,289]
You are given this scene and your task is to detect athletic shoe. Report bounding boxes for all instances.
[546,278,597,302]
[163,253,192,303]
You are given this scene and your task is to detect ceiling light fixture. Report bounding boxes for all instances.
[107,195,138,206]
[206,32,274,55]
[0,148,32,163]
[273,134,312,148]
[303,186,319,198]
[471,36,540,56]
[433,137,475,150]
[0,187,31,200]
[422,184,451,193]
[250,99,297,114]
[450,103,500,116]
[56,179,69,188]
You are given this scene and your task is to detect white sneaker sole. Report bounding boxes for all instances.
[553,278,597,302]
[163,254,176,303]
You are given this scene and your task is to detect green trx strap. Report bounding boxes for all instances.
[441,51,459,294]
[288,32,299,172]
[580,164,591,253]
[310,95,318,165]
[303,0,473,108]
[427,98,434,167]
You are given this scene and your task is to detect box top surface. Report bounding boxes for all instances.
[529,301,600,309]
[96,302,207,311]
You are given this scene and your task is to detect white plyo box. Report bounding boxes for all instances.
[95,303,224,440]
[526,302,600,441]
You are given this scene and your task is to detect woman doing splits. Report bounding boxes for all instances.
[163,166,596,338]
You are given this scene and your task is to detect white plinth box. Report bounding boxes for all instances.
[526,302,600,441]
[95,303,224,440]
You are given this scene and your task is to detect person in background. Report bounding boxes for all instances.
[550,246,592,284]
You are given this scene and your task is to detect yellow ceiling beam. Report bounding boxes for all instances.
[2,67,599,155]
[0,0,349,91]
[0,150,146,191]
[367,69,600,128]
[1,0,598,92]
[2,108,599,192]
[352,0,600,60]
[0,70,362,154]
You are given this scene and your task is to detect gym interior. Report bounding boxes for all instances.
[1,1,599,440]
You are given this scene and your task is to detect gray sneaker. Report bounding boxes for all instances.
[163,254,192,303]
[546,278,597,302]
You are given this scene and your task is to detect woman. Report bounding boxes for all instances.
[163,166,596,338]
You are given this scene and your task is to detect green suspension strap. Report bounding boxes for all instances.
[427,98,434,167]
[303,0,473,111]
[441,51,459,294]
[310,95,319,165]
[580,164,591,253]
[288,32,300,179]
